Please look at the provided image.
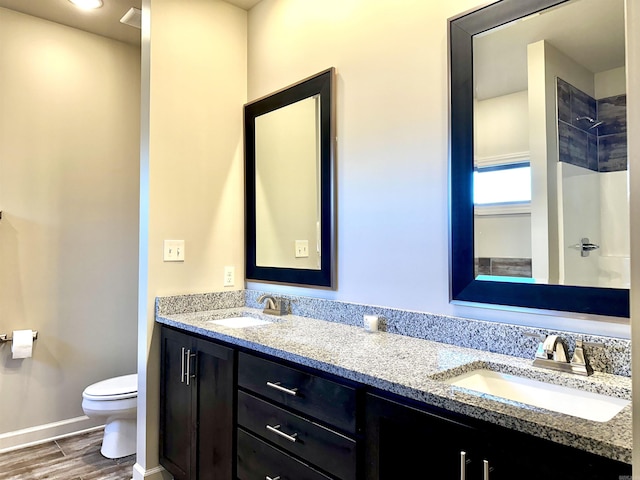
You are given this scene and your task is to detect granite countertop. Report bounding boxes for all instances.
[156,307,632,464]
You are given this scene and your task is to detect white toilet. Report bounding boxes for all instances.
[82,373,138,459]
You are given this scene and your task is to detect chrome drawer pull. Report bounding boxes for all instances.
[266,424,298,443]
[265,476,281,480]
[185,350,196,386]
[180,347,186,384]
[460,451,466,480]
[266,381,298,396]
[483,459,490,480]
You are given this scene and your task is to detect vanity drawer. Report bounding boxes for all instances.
[238,352,357,434]
[237,429,332,480]
[238,391,356,480]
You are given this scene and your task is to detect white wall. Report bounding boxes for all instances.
[474,90,529,160]
[475,215,531,259]
[473,90,531,259]
[136,0,246,477]
[246,0,629,336]
[0,8,140,449]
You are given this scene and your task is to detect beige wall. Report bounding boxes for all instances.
[0,8,140,448]
[136,0,246,477]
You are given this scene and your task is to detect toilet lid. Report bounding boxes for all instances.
[83,373,137,400]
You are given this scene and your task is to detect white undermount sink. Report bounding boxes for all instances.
[208,317,272,328]
[444,369,629,422]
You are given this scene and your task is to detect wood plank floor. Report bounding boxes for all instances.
[0,429,135,479]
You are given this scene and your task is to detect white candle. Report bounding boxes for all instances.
[363,315,379,332]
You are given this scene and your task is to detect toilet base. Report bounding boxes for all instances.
[101,418,136,459]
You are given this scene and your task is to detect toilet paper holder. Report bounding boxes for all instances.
[0,330,38,343]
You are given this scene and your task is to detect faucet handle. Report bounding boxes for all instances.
[570,339,594,375]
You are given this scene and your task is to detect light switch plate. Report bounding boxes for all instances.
[295,240,309,258]
[163,240,185,262]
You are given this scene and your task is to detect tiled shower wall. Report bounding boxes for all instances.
[557,77,627,172]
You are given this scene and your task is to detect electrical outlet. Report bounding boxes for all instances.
[163,240,185,262]
[224,266,235,287]
[295,240,309,258]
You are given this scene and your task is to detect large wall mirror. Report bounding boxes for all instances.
[245,68,335,288]
[449,0,629,317]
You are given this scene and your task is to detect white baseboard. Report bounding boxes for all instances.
[0,415,103,453]
[132,462,173,480]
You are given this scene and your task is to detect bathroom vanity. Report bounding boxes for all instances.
[157,307,631,480]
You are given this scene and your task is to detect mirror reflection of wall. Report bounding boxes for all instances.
[472,0,626,289]
[255,96,321,270]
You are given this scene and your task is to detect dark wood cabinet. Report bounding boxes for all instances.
[237,352,359,480]
[159,326,235,480]
[365,392,487,479]
[365,392,631,480]
[158,325,630,480]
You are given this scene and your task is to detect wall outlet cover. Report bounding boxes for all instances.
[224,266,235,287]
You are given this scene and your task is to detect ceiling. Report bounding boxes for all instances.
[474,0,625,100]
[0,0,262,47]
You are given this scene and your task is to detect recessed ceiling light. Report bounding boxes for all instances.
[69,0,104,10]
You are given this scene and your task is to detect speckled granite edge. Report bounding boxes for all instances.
[244,289,631,377]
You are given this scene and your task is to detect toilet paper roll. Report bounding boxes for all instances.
[11,330,33,359]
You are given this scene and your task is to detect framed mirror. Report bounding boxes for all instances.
[449,0,629,317]
[245,68,335,288]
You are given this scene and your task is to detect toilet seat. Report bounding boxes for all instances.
[83,373,137,401]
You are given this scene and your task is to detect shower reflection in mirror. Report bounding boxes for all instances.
[472,0,627,290]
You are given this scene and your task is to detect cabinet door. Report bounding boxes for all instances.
[160,327,195,480]
[493,427,632,480]
[365,393,481,479]
[195,337,235,480]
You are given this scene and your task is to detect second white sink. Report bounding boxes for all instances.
[444,369,629,422]
[208,317,272,328]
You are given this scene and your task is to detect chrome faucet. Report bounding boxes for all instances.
[257,294,287,316]
[531,334,593,376]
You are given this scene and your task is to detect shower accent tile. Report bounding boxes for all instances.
[598,94,627,136]
[570,84,596,131]
[475,257,491,276]
[557,79,627,173]
[475,257,531,278]
[599,133,628,171]
[587,133,599,171]
[558,121,595,170]
[490,258,532,277]
[556,77,571,123]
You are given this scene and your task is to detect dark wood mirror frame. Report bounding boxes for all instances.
[245,68,335,288]
[448,0,629,318]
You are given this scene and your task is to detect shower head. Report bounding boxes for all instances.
[575,116,604,129]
